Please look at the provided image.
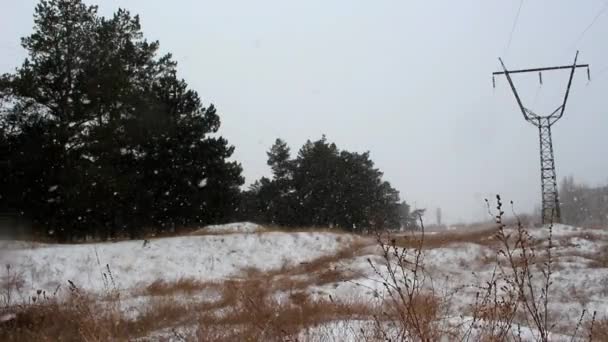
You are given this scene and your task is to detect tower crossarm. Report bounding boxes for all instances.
[494,51,589,126]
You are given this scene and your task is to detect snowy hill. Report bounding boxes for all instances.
[2,222,608,341]
[3,229,348,293]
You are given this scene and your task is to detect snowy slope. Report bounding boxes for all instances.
[191,221,263,234]
[3,230,349,293]
[2,222,607,340]
[310,224,608,329]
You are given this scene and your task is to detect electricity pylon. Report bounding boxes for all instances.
[492,51,590,224]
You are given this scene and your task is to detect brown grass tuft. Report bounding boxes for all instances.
[137,277,212,297]
[589,245,608,268]
[589,317,608,341]
[0,290,124,341]
[192,277,375,341]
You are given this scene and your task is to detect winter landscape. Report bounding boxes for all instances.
[2,0,608,341]
[2,219,608,340]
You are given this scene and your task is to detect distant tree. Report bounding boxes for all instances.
[411,208,426,228]
[560,176,608,227]
[0,0,243,240]
[264,139,297,225]
[291,137,342,227]
[267,138,292,181]
[396,201,425,231]
[244,136,418,231]
[396,201,414,230]
[237,177,274,224]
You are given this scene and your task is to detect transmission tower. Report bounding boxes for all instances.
[492,51,590,224]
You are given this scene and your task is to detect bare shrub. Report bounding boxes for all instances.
[1,265,25,308]
[467,195,591,342]
[366,195,598,341]
[364,217,458,341]
[0,240,375,341]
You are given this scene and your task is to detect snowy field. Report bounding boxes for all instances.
[1,224,346,293]
[2,222,607,341]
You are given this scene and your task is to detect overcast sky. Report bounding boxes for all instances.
[2,0,608,223]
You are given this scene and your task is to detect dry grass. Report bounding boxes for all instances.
[260,224,355,235]
[234,236,372,294]
[2,212,606,341]
[589,318,608,341]
[191,278,375,341]
[151,237,375,340]
[364,227,461,341]
[555,232,608,268]
[1,265,25,307]
[377,291,445,340]
[0,289,216,341]
[136,277,213,297]
[0,289,124,341]
[589,245,608,268]
[0,277,375,341]
[393,223,563,252]
[0,238,375,341]
[463,196,598,342]
[392,227,498,249]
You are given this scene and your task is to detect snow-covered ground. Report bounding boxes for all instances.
[190,221,264,235]
[1,222,607,341]
[2,229,348,293]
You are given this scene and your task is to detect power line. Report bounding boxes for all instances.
[568,2,608,81]
[565,1,608,53]
[504,0,524,56]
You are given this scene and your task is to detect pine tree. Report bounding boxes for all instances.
[292,136,342,227]
[264,139,296,225]
[267,138,292,181]
[0,0,243,240]
[245,136,414,231]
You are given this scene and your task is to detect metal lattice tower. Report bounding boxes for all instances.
[492,51,590,224]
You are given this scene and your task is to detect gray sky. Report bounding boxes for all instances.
[2,0,608,223]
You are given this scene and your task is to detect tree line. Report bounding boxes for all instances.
[560,176,608,228]
[237,137,422,231]
[0,0,420,241]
